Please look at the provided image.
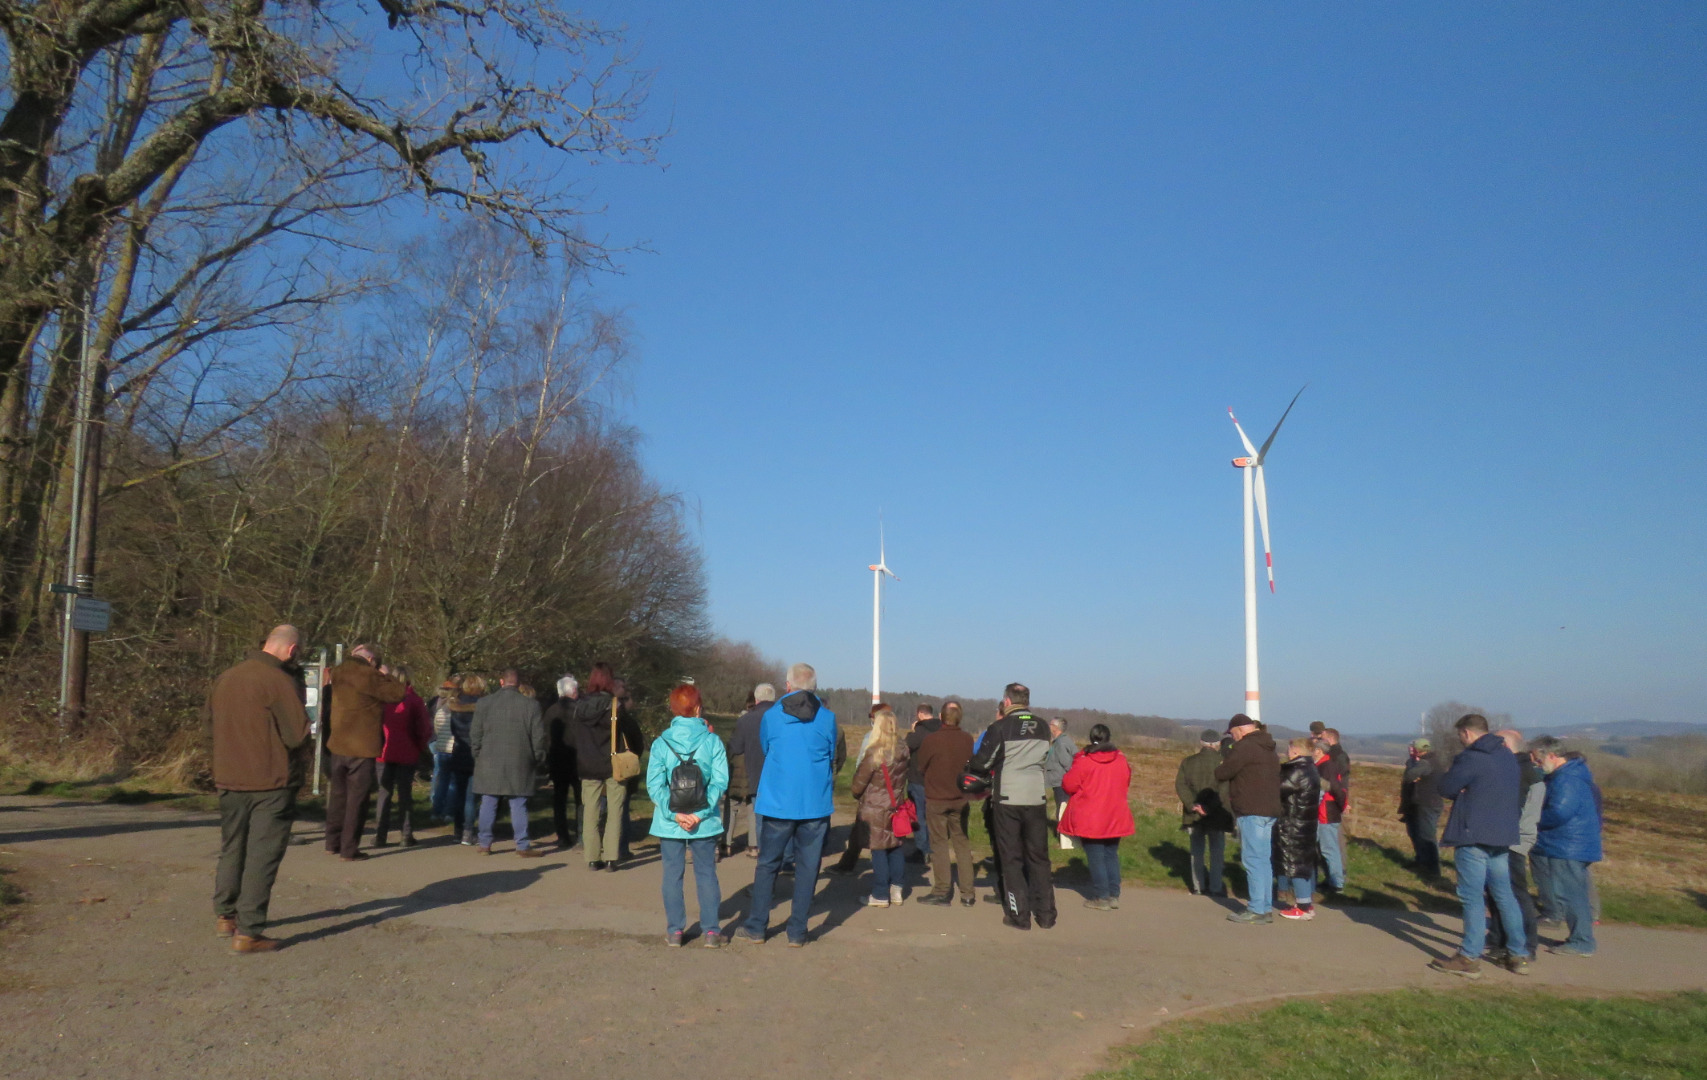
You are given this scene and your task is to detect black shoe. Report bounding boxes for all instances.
[604,860,619,872]
[961,895,977,907]
[780,863,796,875]
[1036,915,1056,930]
[1002,914,1032,931]
[589,860,607,871]
[917,893,953,907]
[401,837,418,848]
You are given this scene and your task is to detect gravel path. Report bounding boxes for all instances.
[2,795,1703,1080]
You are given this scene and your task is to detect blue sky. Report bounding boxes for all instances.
[572,3,1705,732]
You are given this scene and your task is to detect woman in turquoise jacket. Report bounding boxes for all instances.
[648,683,730,947]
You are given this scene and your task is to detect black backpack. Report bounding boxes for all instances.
[659,738,708,814]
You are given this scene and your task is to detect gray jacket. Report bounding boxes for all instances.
[1044,733,1078,790]
[1515,766,1546,856]
[470,687,548,797]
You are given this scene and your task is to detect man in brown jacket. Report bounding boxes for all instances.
[207,624,311,953]
[1213,713,1282,924]
[914,700,977,907]
[323,644,407,860]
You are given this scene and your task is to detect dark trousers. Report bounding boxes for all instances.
[1405,807,1441,876]
[374,763,416,844]
[908,781,930,856]
[1488,846,1540,957]
[549,764,580,846]
[925,801,975,898]
[991,802,1055,926]
[214,787,295,937]
[1531,850,1558,920]
[324,754,375,856]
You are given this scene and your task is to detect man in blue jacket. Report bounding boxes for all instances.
[738,662,839,947]
[1430,713,1532,978]
[1529,735,1603,957]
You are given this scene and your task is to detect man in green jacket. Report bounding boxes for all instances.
[1175,729,1233,896]
[206,625,311,953]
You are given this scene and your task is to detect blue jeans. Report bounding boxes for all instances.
[1277,872,1314,906]
[1189,824,1225,893]
[1454,844,1529,959]
[870,846,905,900]
[1533,854,1596,953]
[909,782,929,855]
[660,836,722,936]
[1318,822,1345,889]
[430,753,454,818]
[1083,837,1122,899]
[745,816,828,942]
[444,771,472,832]
[477,794,530,850]
[752,814,797,865]
[1237,815,1276,914]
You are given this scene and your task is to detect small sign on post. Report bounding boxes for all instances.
[70,597,111,633]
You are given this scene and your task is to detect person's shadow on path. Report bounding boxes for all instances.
[270,864,564,946]
[1337,902,1461,957]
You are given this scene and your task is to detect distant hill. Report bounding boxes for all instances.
[816,687,1197,743]
[1528,720,1707,739]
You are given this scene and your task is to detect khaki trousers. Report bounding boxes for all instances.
[580,777,628,863]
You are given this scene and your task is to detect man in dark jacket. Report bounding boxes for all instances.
[904,703,941,864]
[1175,729,1232,896]
[471,669,549,857]
[728,683,776,857]
[968,682,1057,931]
[206,625,310,953]
[323,644,407,860]
[915,701,976,906]
[1399,737,1443,877]
[1530,735,1603,957]
[542,675,580,849]
[1430,713,1532,978]
[1214,713,1282,923]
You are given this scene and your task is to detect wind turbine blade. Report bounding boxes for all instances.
[1254,464,1274,592]
[1255,385,1306,465]
[1228,408,1258,458]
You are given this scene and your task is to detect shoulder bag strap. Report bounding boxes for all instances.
[610,698,622,754]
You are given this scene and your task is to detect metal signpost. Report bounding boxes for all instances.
[306,648,328,796]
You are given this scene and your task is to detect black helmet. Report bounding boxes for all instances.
[958,769,991,796]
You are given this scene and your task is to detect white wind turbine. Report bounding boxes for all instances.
[868,524,898,705]
[1228,388,1305,724]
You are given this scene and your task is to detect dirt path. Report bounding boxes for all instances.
[2,796,1703,1080]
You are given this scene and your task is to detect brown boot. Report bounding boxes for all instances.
[215,915,238,937]
[517,847,545,858]
[233,934,281,954]
[1428,953,1482,979]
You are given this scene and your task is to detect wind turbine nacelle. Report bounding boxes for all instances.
[1231,457,1251,468]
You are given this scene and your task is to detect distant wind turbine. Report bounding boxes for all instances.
[869,523,898,705]
[1228,387,1305,724]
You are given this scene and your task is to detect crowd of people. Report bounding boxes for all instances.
[203,625,1604,967]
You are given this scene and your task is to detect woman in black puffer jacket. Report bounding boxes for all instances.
[1272,737,1321,920]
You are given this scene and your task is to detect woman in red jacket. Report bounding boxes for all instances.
[1060,724,1135,910]
[375,665,435,848]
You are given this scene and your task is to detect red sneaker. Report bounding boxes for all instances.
[1278,906,1315,921]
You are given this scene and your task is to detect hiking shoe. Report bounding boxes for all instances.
[1036,915,1056,929]
[889,884,905,905]
[1083,897,1113,911]
[1226,909,1274,924]
[517,847,545,859]
[215,916,238,937]
[1505,954,1532,975]
[1002,914,1032,931]
[401,837,419,848]
[786,937,807,948]
[1429,954,1483,979]
[233,934,281,954]
[1278,906,1315,921]
[703,931,726,949]
[1108,896,1121,909]
[665,931,683,947]
[860,894,889,908]
[475,845,491,856]
[734,926,765,944]
[1481,948,1510,965]
[1547,944,1595,957]
[917,893,953,906]
[589,861,606,871]
[339,851,370,862]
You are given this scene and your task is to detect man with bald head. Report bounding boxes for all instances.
[205,625,311,952]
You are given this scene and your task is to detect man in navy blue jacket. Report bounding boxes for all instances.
[1430,713,1532,978]
[1530,735,1603,957]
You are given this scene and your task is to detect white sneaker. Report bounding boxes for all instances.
[890,884,905,905]
[1058,835,1074,850]
[860,895,888,908]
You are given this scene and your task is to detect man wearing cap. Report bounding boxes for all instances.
[1399,736,1444,878]
[1175,729,1233,896]
[1213,713,1282,923]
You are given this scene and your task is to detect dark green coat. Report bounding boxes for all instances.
[470,687,548,797]
[1175,747,1233,832]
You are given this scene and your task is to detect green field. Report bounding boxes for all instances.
[1093,989,1707,1080]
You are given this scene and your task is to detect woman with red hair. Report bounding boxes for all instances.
[647,683,730,947]
[570,662,646,870]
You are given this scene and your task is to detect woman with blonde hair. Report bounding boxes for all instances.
[850,705,912,907]
[447,673,487,845]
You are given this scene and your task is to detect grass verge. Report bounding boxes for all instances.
[1093,988,1707,1080]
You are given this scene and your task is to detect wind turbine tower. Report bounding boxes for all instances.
[1228,388,1304,724]
[869,525,898,705]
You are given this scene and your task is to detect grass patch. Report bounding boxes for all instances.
[0,862,23,926]
[1094,989,1707,1080]
[1600,886,1707,930]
